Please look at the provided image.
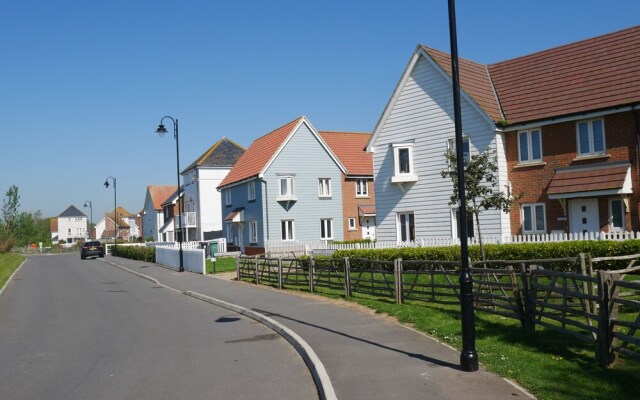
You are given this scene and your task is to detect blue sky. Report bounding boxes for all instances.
[1,0,638,221]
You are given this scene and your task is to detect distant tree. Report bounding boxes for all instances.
[441,148,522,260]
[1,185,20,230]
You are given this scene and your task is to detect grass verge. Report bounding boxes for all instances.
[206,257,236,274]
[247,278,639,400]
[0,253,25,290]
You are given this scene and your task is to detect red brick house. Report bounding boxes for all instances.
[369,25,640,240]
[320,131,376,240]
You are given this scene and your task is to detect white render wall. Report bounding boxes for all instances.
[372,54,510,241]
[182,167,231,241]
[58,216,87,242]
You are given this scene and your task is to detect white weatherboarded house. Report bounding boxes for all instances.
[367,45,510,242]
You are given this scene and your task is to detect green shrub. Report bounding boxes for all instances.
[332,240,640,271]
[112,245,155,262]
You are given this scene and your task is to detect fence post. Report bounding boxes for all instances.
[395,258,404,304]
[309,256,315,293]
[254,256,260,284]
[587,254,596,316]
[595,270,613,367]
[579,253,591,314]
[236,255,240,282]
[522,263,536,334]
[344,257,351,298]
[278,257,283,290]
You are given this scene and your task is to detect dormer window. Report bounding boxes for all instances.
[391,143,418,183]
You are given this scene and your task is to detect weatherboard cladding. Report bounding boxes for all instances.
[265,123,344,241]
[373,55,504,241]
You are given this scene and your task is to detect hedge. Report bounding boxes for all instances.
[332,240,640,271]
[112,245,155,263]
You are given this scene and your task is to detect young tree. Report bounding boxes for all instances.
[441,148,522,260]
[2,185,20,229]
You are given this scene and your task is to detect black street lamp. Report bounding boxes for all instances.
[448,0,478,372]
[104,177,117,253]
[155,116,184,272]
[83,200,93,239]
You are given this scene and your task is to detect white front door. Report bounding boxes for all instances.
[569,198,600,234]
[362,217,376,240]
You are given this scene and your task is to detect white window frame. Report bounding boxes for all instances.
[224,189,232,206]
[225,222,234,243]
[521,203,546,234]
[609,198,626,232]
[517,128,543,163]
[391,143,418,183]
[318,178,332,197]
[348,217,357,231]
[277,176,296,201]
[281,220,294,241]
[249,220,258,243]
[248,181,256,201]
[451,209,474,239]
[396,211,415,242]
[447,137,470,166]
[355,179,368,197]
[320,218,333,240]
[576,118,605,156]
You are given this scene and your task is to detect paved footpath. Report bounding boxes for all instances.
[102,256,534,400]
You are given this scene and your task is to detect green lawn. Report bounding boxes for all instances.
[0,253,25,290]
[239,272,640,400]
[206,257,237,274]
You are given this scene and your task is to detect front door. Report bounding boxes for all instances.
[569,198,600,234]
[362,217,376,240]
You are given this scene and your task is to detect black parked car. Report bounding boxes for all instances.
[81,241,105,259]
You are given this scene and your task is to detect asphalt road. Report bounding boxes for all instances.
[0,254,317,400]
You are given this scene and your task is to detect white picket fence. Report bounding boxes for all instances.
[265,231,640,256]
[155,245,206,274]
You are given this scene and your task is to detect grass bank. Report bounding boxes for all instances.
[251,278,639,400]
[0,253,25,290]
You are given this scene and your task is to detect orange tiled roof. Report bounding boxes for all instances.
[423,47,503,122]
[548,162,630,196]
[218,117,303,188]
[422,25,640,125]
[148,185,178,210]
[319,131,373,176]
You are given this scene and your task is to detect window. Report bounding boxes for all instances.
[397,212,415,242]
[522,203,546,234]
[278,176,295,200]
[225,189,232,206]
[518,129,542,163]
[448,138,470,165]
[281,220,294,241]
[609,199,625,231]
[248,181,256,201]
[249,220,258,243]
[348,217,356,231]
[453,209,474,238]
[320,219,333,240]
[355,179,368,197]
[577,119,605,156]
[225,222,234,243]
[391,143,418,182]
[318,178,332,197]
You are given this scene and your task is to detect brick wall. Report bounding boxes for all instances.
[341,175,376,241]
[506,111,639,235]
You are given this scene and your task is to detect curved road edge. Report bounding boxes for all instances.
[0,258,27,297]
[101,259,337,400]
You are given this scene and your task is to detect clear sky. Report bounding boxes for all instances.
[1,0,638,221]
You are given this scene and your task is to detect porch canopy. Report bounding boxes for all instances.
[224,209,244,223]
[547,161,632,199]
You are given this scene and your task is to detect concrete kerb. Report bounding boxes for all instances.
[101,259,337,400]
[185,291,337,400]
[0,258,27,297]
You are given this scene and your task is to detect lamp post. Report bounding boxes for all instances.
[83,200,93,239]
[104,177,117,253]
[448,0,478,372]
[155,116,184,272]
